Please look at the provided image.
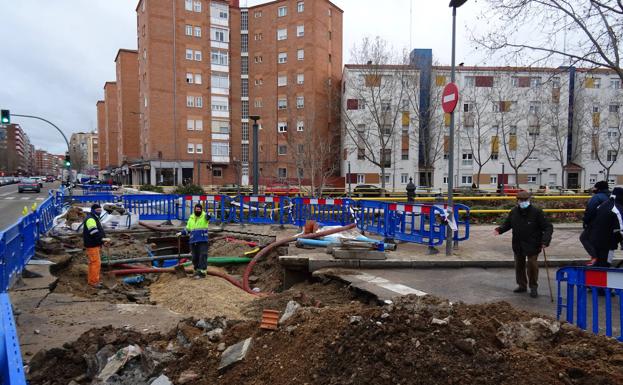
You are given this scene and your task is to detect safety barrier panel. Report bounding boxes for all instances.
[356,200,390,237]
[179,195,236,223]
[0,294,26,385]
[557,267,623,341]
[238,196,282,225]
[65,193,119,206]
[80,184,113,194]
[122,194,178,221]
[290,198,356,227]
[385,203,447,246]
[453,203,471,242]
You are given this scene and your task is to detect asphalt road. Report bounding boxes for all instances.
[0,181,60,232]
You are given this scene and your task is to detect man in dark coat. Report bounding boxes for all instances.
[587,186,623,267]
[581,181,610,261]
[495,191,554,298]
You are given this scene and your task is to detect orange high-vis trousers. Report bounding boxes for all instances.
[86,247,101,286]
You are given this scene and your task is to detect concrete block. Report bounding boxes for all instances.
[218,338,253,371]
[332,249,387,260]
[308,258,360,272]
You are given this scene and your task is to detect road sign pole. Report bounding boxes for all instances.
[446,5,458,256]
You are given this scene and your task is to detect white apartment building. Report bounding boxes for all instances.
[341,54,623,191]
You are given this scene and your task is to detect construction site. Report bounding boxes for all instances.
[6,194,623,385]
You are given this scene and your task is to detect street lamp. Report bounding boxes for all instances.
[445,0,468,256]
[249,115,261,195]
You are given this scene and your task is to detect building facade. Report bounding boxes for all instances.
[341,55,623,191]
[69,132,99,175]
[0,124,35,176]
[115,49,141,165]
[96,100,107,171]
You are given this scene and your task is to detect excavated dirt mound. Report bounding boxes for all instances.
[26,295,623,385]
[149,272,256,320]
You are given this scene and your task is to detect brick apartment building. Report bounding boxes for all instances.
[96,0,343,187]
[0,124,35,176]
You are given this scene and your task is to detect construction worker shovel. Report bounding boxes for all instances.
[542,248,554,303]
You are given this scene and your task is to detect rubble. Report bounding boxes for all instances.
[278,300,301,324]
[218,338,253,371]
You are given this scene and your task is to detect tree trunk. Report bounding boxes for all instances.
[476,166,482,188]
[515,169,520,188]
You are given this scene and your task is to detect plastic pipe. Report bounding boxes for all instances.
[242,223,357,293]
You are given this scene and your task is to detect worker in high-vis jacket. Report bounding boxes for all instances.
[82,204,110,288]
[179,203,211,278]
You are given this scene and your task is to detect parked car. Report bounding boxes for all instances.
[496,185,526,196]
[45,175,55,183]
[264,185,301,196]
[18,178,41,193]
[353,184,388,197]
[451,187,492,196]
[30,176,44,188]
[218,184,251,196]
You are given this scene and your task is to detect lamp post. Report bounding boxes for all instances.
[249,115,261,195]
[501,162,505,194]
[445,0,468,256]
[347,161,352,197]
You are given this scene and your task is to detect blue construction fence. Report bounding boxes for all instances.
[557,266,623,341]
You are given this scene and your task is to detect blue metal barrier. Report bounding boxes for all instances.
[238,196,281,225]
[453,203,471,242]
[0,294,26,385]
[385,203,446,246]
[290,198,356,227]
[179,195,235,223]
[67,193,118,205]
[557,266,623,341]
[356,200,389,237]
[80,184,113,194]
[122,194,177,221]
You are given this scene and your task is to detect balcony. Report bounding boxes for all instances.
[212,133,229,141]
[211,64,229,73]
[211,40,228,50]
[210,17,228,27]
[211,155,230,164]
[211,110,229,118]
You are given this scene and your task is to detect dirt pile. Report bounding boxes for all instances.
[26,295,623,385]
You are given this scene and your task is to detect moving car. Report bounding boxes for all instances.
[45,175,55,183]
[31,176,44,188]
[18,178,41,193]
[353,184,388,197]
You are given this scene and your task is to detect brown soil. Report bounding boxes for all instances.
[26,295,623,385]
[149,272,256,320]
[209,238,256,257]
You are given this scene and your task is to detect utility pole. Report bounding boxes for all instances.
[249,116,261,195]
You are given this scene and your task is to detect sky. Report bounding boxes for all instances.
[0,0,487,155]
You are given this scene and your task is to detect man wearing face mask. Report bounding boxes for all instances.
[495,191,553,298]
[179,203,211,278]
[82,204,110,288]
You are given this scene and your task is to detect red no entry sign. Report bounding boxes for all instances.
[441,83,459,113]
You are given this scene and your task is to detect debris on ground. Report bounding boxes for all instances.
[26,294,623,385]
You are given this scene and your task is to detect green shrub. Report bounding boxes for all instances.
[139,184,164,193]
[173,184,205,195]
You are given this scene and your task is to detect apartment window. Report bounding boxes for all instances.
[212,120,229,134]
[297,1,304,12]
[608,127,619,138]
[297,120,304,131]
[278,75,287,87]
[211,50,228,65]
[490,176,498,185]
[381,124,392,136]
[240,9,247,29]
[254,33,263,41]
[530,77,541,88]
[443,176,448,184]
[278,145,288,155]
[381,149,391,167]
[278,98,287,110]
[254,98,262,108]
[296,96,304,109]
[254,11,262,18]
[357,174,365,184]
[461,152,473,165]
[277,168,287,178]
[194,74,202,84]
[594,78,602,89]
[400,173,409,184]
[278,52,287,63]
[297,73,304,84]
[297,25,304,37]
[254,78,263,86]
[297,49,304,60]
[254,55,263,63]
[529,101,541,114]
[465,76,475,87]
[195,96,203,108]
[278,6,287,17]
[241,143,249,162]
[144,96,148,107]
[611,78,622,89]
[593,105,600,113]
[607,150,617,162]
[211,73,229,89]
[211,99,229,112]
[186,72,194,83]
[211,27,227,43]
[187,143,195,153]
[186,49,193,60]
[241,100,248,119]
[328,31,332,40]
[194,26,201,37]
[609,104,620,113]
[527,175,537,184]
[241,56,248,74]
[356,148,365,160]
[193,1,202,12]
[212,142,229,157]
[186,95,195,107]
[328,8,332,16]
[195,144,203,154]
[242,123,249,141]
[277,28,287,40]
[401,149,409,160]
[381,100,391,112]
[187,119,199,131]
[185,0,192,11]
[278,122,288,132]
[194,50,202,61]
[461,175,473,185]
[241,34,248,52]
[185,25,193,36]
[241,78,248,97]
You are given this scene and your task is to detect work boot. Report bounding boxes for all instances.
[530,288,538,298]
[513,286,527,293]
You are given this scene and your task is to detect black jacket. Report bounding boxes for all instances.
[582,189,610,227]
[82,212,105,248]
[588,199,623,252]
[497,205,553,256]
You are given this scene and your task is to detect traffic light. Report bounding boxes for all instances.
[0,110,9,124]
[64,154,71,168]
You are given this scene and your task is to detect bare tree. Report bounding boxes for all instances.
[342,37,411,192]
[69,145,87,173]
[473,1,623,82]
[460,87,495,187]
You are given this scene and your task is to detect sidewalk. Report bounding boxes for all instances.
[280,224,620,270]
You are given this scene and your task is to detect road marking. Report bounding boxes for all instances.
[20,197,29,200]
[5,197,15,200]
[0,191,14,197]
[36,197,44,201]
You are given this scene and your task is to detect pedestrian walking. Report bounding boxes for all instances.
[580,181,610,262]
[179,203,211,278]
[587,186,623,268]
[82,204,109,288]
[495,191,553,298]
